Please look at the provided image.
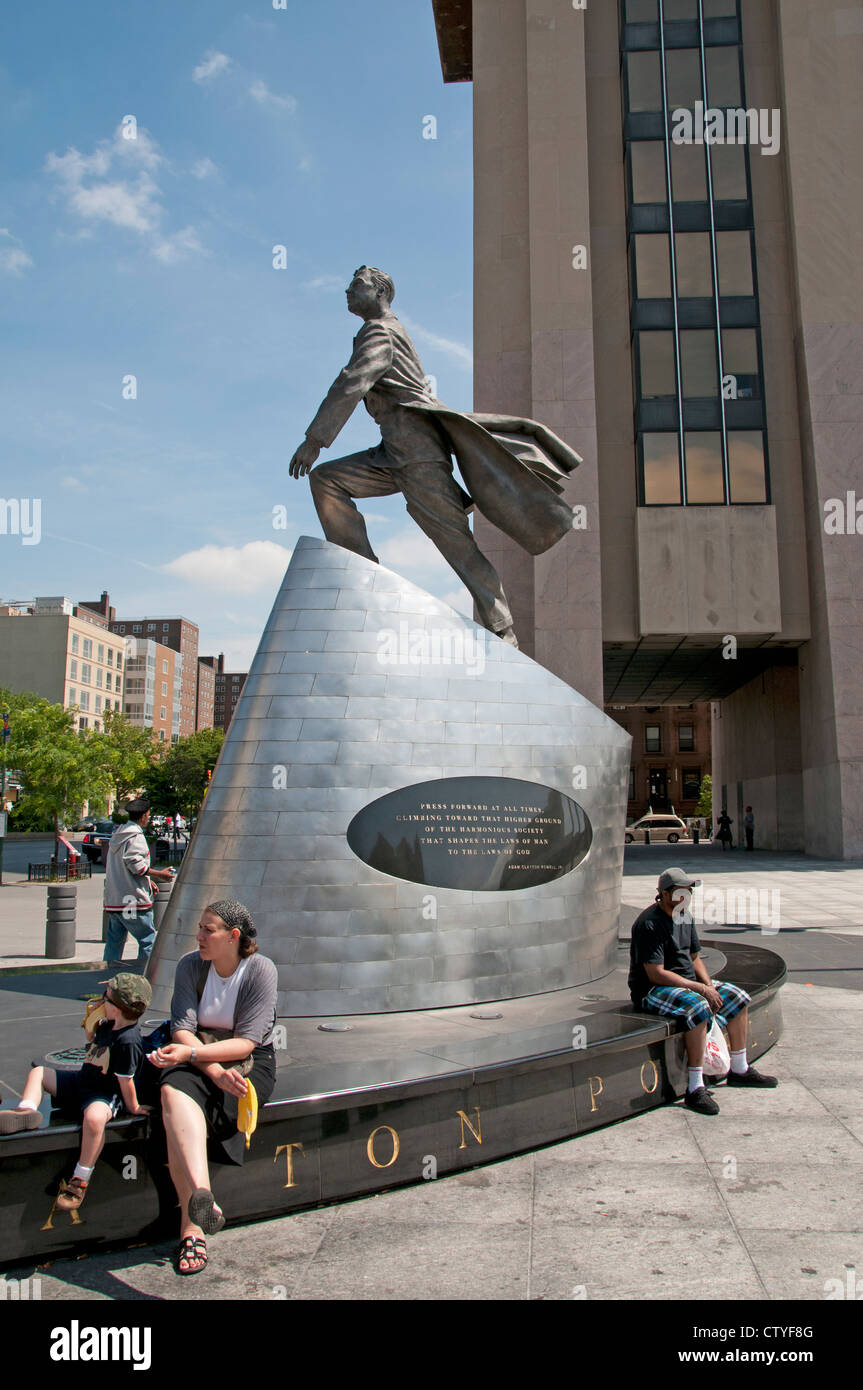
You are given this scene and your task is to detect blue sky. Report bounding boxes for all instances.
[0,1,474,666]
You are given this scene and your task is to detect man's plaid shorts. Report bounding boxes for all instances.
[640,979,751,1031]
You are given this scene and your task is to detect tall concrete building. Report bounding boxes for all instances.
[122,637,182,744]
[109,613,200,738]
[200,654,248,732]
[431,0,862,857]
[0,596,126,731]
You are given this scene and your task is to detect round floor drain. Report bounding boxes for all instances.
[470,1011,503,1020]
[317,1023,352,1032]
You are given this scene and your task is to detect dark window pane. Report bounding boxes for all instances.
[639,332,676,398]
[631,142,667,203]
[710,143,747,199]
[645,725,661,752]
[721,328,761,399]
[685,432,725,502]
[643,434,682,504]
[728,431,767,502]
[680,330,718,396]
[716,230,753,295]
[706,47,742,107]
[664,0,697,17]
[665,49,702,109]
[675,233,713,297]
[678,724,695,751]
[626,0,657,19]
[628,51,662,112]
[635,234,671,297]
[683,768,701,799]
[670,139,707,200]
[703,0,737,15]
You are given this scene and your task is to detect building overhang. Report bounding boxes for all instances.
[431,0,473,83]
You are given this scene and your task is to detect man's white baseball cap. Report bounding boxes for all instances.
[658,867,702,891]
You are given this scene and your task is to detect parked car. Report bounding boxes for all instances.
[81,820,118,863]
[624,813,689,845]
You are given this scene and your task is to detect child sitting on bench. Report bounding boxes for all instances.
[0,972,156,1210]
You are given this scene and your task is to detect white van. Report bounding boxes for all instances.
[625,813,689,845]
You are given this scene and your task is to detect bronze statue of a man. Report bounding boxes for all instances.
[290,266,582,645]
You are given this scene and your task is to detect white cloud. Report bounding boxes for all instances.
[302,272,344,292]
[59,475,85,490]
[191,156,218,180]
[249,79,297,113]
[44,124,202,262]
[0,245,34,275]
[193,51,231,84]
[400,313,473,371]
[152,226,203,264]
[164,541,292,594]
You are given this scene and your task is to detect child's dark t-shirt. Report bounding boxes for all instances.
[79,1019,146,1096]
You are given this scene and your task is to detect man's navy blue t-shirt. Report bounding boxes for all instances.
[628,901,701,1005]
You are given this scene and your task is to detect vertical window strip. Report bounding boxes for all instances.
[696,0,731,502]
[657,0,687,502]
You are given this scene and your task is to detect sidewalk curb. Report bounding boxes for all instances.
[0,960,106,977]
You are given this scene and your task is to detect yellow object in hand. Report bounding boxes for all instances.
[236,1080,258,1149]
[82,997,107,1037]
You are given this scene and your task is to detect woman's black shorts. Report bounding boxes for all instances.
[158,1044,276,1165]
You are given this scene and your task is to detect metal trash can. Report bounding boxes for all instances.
[46,883,76,959]
[153,875,176,932]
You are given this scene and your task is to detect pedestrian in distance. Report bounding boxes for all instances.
[716,811,734,851]
[744,805,755,851]
[103,797,176,969]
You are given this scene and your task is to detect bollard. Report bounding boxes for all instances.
[644,828,650,845]
[46,883,77,959]
[153,875,175,932]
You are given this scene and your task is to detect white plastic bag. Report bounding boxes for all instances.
[703,1016,730,1076]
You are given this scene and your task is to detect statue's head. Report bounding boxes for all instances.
[346,265,395,318]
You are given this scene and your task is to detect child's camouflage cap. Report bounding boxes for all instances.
[103,973,152,1018]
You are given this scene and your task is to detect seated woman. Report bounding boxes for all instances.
[149,899,278,1275]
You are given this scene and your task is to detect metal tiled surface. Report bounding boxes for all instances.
[148,537,632,1014]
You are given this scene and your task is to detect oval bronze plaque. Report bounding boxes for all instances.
[347,775,592,892]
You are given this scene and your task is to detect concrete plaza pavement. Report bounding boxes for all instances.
[1,843,862,1299]
[2,979,861,1301]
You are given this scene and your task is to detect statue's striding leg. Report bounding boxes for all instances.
[308,450,399,562]
[398,460,516,640]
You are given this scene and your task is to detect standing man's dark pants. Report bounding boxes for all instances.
[310,449,515,635]
[745,827,754,851]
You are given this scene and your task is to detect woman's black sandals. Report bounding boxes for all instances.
[188,1187,226,1234]
[176,1235,208,1275]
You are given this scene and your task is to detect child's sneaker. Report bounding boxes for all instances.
[0,1108,43,1134]
[56,1177,89,1210]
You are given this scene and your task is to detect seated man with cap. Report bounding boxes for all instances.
[628,867,777,1115]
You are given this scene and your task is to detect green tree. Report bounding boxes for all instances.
[0,686,113,853]
[142,727,224,818]
[695,774,713,820]
[92,708,160,805]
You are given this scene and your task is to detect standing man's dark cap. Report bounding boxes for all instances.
[125,797,151,818]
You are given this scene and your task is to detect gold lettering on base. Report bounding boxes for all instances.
[367,1125,400,1169]
[41,1188,84,1232]
[640,1060,659,1095]
[456,1107,482,1149]
[274,1142,306,1189]
[588,1075,603,1112]
[765,1007,774,1040]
